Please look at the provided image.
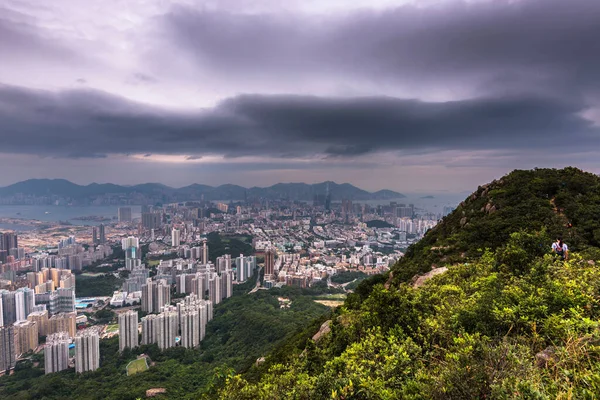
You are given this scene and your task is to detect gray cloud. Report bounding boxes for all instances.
[159,0,600,99]
[0,84,596,159]
[1,0,600,190]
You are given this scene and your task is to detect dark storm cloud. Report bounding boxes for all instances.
[162,0,600,97]
[0,84,596,159]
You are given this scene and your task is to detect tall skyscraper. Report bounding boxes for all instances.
[98,224,106,245]
[92,226,99,245]
[15,287,35,321]
[202,240,209,264]
[142,212,161,230]
[122,236,141,270]
[118,207,132,222]
[118,310,139,352]
[45,332,70,374]
[172,228,180,247]
[0,326,16,374]
[264,248,275,277]
[0,290,17,326]
[0,232,18,252]
[75,329,100,373]
[141,279,154,313]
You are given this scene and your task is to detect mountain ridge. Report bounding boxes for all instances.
[0,178,405,201]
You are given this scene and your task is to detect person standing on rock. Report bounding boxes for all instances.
[552,237,569,260]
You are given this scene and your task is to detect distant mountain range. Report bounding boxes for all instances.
[0,179,405,202]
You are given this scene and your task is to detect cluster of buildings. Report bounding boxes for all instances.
[140,294,213,350]
[0,191,458,377]
[43,328,101,375]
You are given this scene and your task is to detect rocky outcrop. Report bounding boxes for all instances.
[312,320,332,342]
[413,267,449,288]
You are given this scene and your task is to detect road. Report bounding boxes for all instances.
[248,266,263,294]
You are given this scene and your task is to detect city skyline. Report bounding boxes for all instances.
[1,0,600,191]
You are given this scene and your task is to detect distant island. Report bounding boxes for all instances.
[420,195,435,199]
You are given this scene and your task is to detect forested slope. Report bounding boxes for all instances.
[218,167,600,399]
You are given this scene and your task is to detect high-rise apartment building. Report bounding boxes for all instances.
[28,309,49,336]
[48,312,76,337]
[192,273,206,299]
[0,290,17,326]
[141,311,177,350]
[172,228,180,247]
[208,274,222,305]
[180,310,200,349]
[118,207,132,222]
[15,287,35,321]
[98,224,106,245]
[264,248,275,278]
[92,226,99,245]
[0,326,16,374]
[141,279,170,314]
[14,320,38,355]
[118,310,139,352]
[235,254,246,282]
[220,270,233,301]
[142,212,161,230]
[0,232,18,252]
[202,240,209,264]
[75,329,100,373]
[216,254,231,273]
[44,332,70,374]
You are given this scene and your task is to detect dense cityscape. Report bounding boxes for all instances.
[0,192,454,377]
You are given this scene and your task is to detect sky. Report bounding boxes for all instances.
[1,0,599,192]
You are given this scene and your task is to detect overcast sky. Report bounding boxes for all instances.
[1,0,599,192]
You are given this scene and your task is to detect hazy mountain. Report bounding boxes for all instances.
[0,179,404,201]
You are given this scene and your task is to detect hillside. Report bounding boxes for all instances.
[0,286,334,399]
[216,167,600,399]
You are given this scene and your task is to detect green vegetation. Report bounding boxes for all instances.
[330,270,368,284]
[365,219,394,228]
[206,232,253,262]
[214,167,600,398]
[75,274,122,297]
[0,286,331,399]
[126,358,149,376]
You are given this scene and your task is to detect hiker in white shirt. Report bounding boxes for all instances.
[551,237,569,260]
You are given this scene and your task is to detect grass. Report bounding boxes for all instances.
[314,293,347,300]
[314,300,345,308]
[126,357,149,376]
[147,259,160,267]
[106,324,119,333]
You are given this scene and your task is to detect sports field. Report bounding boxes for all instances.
[126,358,149,376]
